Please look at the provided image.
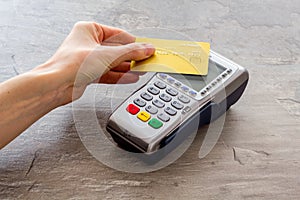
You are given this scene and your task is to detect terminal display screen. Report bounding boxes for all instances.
[169,61,226,92]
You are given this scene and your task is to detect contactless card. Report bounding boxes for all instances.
[130,38,210,75]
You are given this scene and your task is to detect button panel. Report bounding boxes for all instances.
[157,69,235,98]
[126,73,213,130]
[157,73,202,98]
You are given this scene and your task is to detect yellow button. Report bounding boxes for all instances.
[137,111,151,122]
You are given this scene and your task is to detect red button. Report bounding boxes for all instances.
[126,104,140,115]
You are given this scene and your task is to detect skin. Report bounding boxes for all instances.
[0,21,155,149]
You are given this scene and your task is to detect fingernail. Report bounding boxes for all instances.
[144,43,155,57]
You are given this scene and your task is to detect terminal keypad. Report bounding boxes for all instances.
[128,79,191,129]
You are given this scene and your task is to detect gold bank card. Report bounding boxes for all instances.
[130,37,210,75]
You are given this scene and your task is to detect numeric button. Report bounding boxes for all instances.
[134,98,146,107]
[158,113,170,122]
[141,92,153,101]
[146,105,158,114]
[166,88,178,96]
[171,101,184,110]
[154,81,167,89]
[159,93,172,102]
[178,95,190,104]
[165,107,177,116]
[153,99,165,108]
[148,87,160,95]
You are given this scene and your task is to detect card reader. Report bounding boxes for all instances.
[106,51,249,159]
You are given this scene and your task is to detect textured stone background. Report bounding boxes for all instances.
[0,0,299,199]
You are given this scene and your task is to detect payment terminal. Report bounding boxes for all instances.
[106,51,249,159]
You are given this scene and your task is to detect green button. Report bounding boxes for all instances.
[148,118,163,129]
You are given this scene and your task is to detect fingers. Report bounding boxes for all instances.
[107,43,155,69]
[112,62,146,75]
[122,43,156,61]
[103,31,136,45]
[93,23,136,44]
[99,71,139,84]
[113,62,131,72]
[72,21,136,44]
[101,42,122,46]
[69,22,155,86]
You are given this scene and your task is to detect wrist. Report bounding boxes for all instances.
[30,62,75,108]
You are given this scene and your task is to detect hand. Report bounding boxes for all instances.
[0,22,155,149]
[34,21,155,104]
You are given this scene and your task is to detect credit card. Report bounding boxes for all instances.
[130,37,210,75]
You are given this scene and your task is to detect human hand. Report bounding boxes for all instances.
[34,21,155,104]
[0,21,156,148]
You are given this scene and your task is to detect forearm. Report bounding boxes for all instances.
[0,65,71,149]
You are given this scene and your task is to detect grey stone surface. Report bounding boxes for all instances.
[0,0,299,199]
